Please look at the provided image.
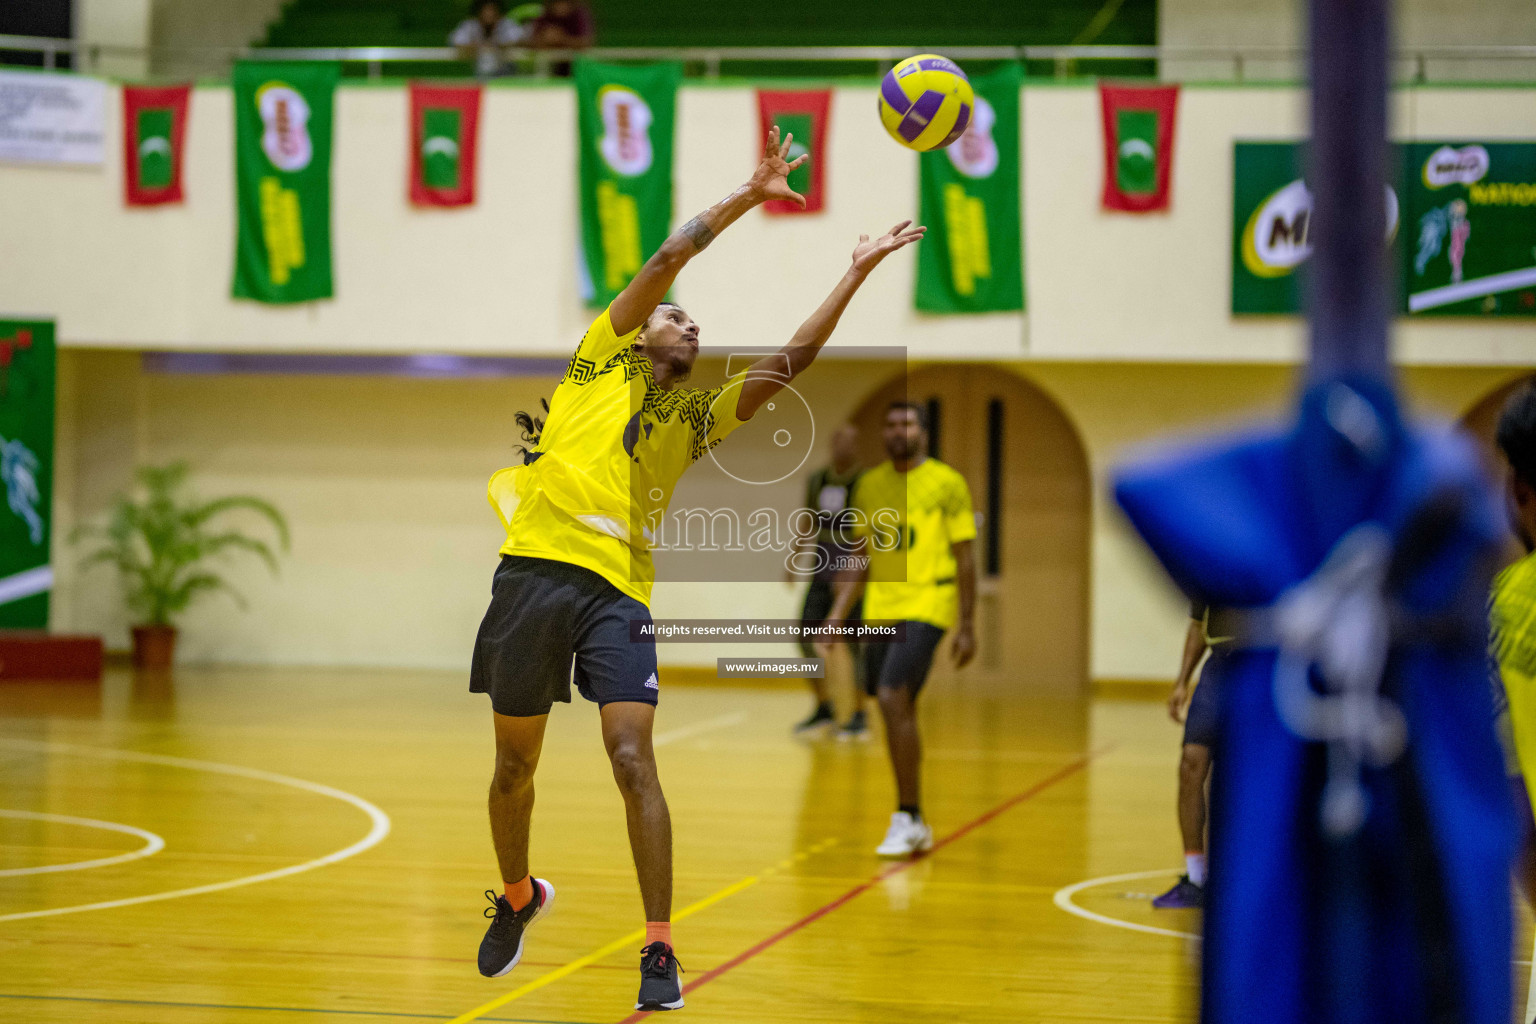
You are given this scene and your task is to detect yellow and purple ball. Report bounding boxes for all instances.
[877,54,975,152]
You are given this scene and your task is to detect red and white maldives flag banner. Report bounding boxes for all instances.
[1099,83,1179,213]
[122,84,191,206]
[756,89,830,214]
[409,83,482,207]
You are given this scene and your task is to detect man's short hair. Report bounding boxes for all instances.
[471,0,505,13]
[1497,381,1536,489]
[636,302,682,336]
[887,400,928,432]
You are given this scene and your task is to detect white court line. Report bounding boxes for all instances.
[1052,869,1201,941]
[0,739,390,923]
[653,711,747,747]
[0,809,164,877]
[1057,868,1536,977]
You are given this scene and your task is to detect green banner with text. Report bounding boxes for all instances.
[915,64,1024,313]
[0,320,55,628]
[575,60,681,309]
[1231,141,1406,315]
[1403,142,1536,317]
[233,62,338,304]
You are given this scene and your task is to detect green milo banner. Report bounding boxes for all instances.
[0,320,55,629]
[1232,142,1403,315]
[915,64,1024,313]
[1403,143,1536,317]
[232,62,338,304]
[575,60,681,309]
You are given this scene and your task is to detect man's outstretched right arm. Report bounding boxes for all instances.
[607,126,807,337]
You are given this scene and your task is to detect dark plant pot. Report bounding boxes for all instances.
[131,625,178,671]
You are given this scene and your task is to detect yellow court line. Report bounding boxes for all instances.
[445,875,760,1024]
[446,838,840,1024]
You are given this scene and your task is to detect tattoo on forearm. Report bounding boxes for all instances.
[681,217,715,252]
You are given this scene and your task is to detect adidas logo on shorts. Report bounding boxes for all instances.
[645,672,659,690]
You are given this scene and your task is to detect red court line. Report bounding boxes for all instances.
[616,748,1108,1024]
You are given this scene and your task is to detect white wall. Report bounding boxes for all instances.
[75,0,152,78]
[150,0,289,79]
[3,82,1533,367]
[1160,0,1536,82]
[22,76,1536,679]
[1022,84,1536,366]
[50,352,1526,679]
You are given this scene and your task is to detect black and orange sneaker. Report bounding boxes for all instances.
[635,941,685,1011]
[478,879,555,978]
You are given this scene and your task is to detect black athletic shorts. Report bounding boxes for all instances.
[798,578,863,664]
[864,621,947,697]
[470,555,659,717]
[1182,647,1229,749]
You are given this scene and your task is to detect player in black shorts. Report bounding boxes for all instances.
[790,424,869,739]
[1152,601,1229,909]
[468,127,926,1012]
[820,404,978,857]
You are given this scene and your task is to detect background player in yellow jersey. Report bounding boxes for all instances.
[469,127,925,1012]
[821,402,977,856]
[1492,383,1536,903]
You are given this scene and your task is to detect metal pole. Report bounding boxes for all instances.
[1307,0,1391,383]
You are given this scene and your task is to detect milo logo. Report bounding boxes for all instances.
[597,85,653,178]
[1241,179,1399,278]
[1422,144,1489,189]
[256,83,313,173]
[947,97,998,180]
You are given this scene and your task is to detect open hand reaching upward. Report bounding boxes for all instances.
[749,126,809,207]
[851,220,927,276]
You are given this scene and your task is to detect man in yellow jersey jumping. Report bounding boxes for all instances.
[821,401,977,857]
[1492,383,1536,905]
[469,127,925,1012]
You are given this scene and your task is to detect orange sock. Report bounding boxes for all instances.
[505,876,534,911]
[646,921,672,948]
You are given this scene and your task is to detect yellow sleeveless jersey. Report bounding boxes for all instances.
[1492,550,1536,792]
[851,458,976,630]
[488,305,749,607]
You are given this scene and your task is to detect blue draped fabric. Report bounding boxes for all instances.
[1114,380,1514,1024]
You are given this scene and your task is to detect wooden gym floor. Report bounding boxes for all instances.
[0,666,1525,1023]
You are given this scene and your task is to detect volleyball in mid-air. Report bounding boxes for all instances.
[877,54,975,152]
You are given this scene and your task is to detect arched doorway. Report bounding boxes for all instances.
[848,366,1091,695]
[1460,372,1534,449]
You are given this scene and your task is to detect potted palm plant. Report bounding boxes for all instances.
[74,463,289,671]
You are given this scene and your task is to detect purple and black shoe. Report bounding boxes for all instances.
[1151,875,1203,910]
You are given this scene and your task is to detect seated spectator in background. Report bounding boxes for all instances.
[451,0,526,78]
[527,0,593,76]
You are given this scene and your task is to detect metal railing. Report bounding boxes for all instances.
[3,34,1536,83]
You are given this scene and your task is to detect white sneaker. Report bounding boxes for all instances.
[875,811,933,857]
